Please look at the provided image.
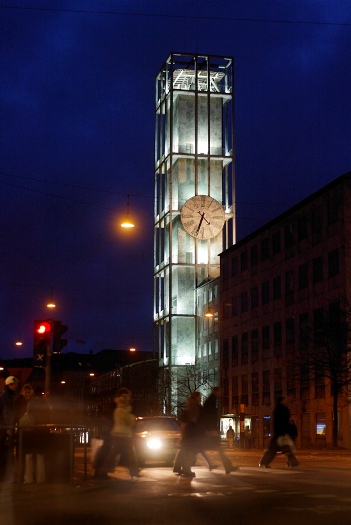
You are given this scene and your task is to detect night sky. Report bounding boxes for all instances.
[1,1,350,360]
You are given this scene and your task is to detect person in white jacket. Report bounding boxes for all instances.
[97,387,139,479]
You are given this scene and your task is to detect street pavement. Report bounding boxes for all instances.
[1,447,351,525]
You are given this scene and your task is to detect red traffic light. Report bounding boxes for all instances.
[36,321,51,334]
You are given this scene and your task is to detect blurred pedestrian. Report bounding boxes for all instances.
[199,387,239,474]
[15,384,33,423]
[0,376,19,481]
[173,391,216,478]
[97,387,139,480]
[226,425,235,448]
[259,396,299,468]
[20,386,51,484]
[289,419,298,444]
[93,399,115,479]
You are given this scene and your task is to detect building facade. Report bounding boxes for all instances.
[220,173,351,449]
[154,52,235,413]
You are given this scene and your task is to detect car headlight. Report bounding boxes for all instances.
[147,438,162,450]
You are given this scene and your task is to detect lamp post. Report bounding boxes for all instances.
[44,319,54,397]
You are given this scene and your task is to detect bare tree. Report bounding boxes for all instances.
[295,300,351,447]
[158,364,214,416]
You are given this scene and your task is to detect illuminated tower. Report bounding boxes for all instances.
[154,53,235,412]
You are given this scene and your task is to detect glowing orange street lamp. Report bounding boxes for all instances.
[47,287,56,309]
[121,194,135,229]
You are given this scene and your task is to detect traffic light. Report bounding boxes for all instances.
[33,320,51,367]
[52,321,68,354]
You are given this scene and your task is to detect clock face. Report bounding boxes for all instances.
[180,195,225,239]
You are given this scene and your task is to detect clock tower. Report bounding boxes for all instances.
[154,53,235,412]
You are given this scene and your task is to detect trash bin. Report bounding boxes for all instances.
[45,433,74,483]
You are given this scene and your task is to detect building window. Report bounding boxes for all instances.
[329,300,340,327]
[231,296,238,316]
[261,238,269,261]
[262,325,270,349]
[240,251,248,271]
[251,329,259,362]
[274,368,282,398]
[251,286,259,309]
[222,338,229,368]
[313,256,323,284]
[251,244,258,266]
[286,317,295,343]
[262,281,269,305]
[311,206,322,235]
[298,263,308,290]
[232,376,238,408]
[272,230,281,254]
[222,261,229,281]
[285,270,294,305]
[273,275,281,300]
[299,312,309,350]
[300,363,309,389]
[284,223,294,248]
[328,196,339,225]
[241,374,248,406]
[328,249,339,277]
[241,291,248,312]
[313,307,324,335]
[287,364,296,397]
[231,256,238,277]
[223,301,231,320]
[316,413,326,436]
[315,370,325,399]
[241,332,248,365]
[263,370,270,406]
[263,415,271,436]
[298,215,308,241]
[232,335,238,366]
[274,321,282,345]
[252,372,259,405]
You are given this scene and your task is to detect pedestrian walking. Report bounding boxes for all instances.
[259,396,299,468]
[226,425,235,448]
[97,387,139,480]
[173,391,217,478]
[199,387,239,474]
[93,399,115,479]
[0,376,19,481]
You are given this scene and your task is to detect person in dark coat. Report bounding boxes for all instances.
[259,396,299,468]
[198,387,239,474]
[0,376,19,481]
[289,419,298,444]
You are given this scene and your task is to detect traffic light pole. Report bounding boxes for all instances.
[44,320,53,396]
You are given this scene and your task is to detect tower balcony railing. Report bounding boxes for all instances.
[166,145,232,157]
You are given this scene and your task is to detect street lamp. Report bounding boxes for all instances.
[15,333,23,346]
[46,287,56,309]
[121,194,135,228]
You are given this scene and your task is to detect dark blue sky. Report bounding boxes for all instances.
[1,1,350,359]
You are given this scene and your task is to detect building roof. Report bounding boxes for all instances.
[221,171,351,257]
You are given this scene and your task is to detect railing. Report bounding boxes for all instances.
[1,424,89,487]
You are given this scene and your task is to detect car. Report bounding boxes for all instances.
[133,416,181,467]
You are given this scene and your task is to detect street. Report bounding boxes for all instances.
[1,448,351,525]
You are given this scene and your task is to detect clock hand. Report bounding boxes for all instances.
[196,212,205,235]
[197,210,210,225]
